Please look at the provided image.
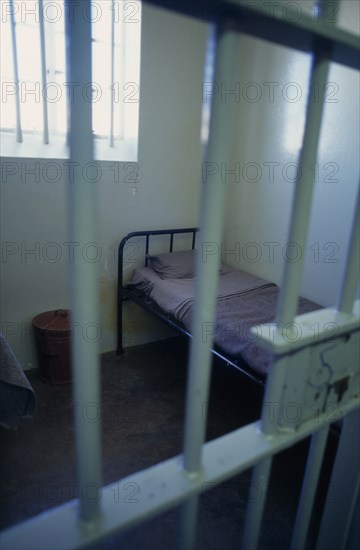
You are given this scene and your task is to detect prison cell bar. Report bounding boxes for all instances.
[314,185,360,548]
[182,18,239,473]
[68,1,103,523]
[315,408,360,550]
[242,1,341,548]
[180,19,239,549]
[274,16,360,550]
[275,49,337,329]
[9,0,22,143]
[337,185,360,315]
[146,0,359,71]
[261,0,341,434]
[289,424,330,550]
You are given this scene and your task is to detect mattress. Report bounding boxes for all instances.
[128,265,321,376]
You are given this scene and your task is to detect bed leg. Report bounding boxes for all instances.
[116,320,124,355]
[117,295,124,355]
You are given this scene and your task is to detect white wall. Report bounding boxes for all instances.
[0,4,207,369]
[222,0,360,307]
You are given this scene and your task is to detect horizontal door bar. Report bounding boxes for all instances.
[143,0,359,71]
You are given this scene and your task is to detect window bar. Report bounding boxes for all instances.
[9,0,22,143]
[68,0,102,522]
[109,0,115,148]
[180,19,239,549]
[337,185,360,314]
[119,14,126,140]
[39,0,49,145]
[65,1,71,147]
[289,424,330,550]
[242,2,338,547]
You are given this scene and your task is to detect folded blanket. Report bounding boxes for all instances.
[149,268,275,320]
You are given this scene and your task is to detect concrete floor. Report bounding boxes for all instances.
[0,337,338,549]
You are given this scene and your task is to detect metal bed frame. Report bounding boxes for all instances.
[117,227,266,386]
[2,1,359,550]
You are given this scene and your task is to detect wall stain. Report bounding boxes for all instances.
[98,275,116,331]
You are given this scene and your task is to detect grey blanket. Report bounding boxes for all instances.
[130,267,320,376]
[0,333,36,430]
[149,269,275,320]
[181,285,320,376]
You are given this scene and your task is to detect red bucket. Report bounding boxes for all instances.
[32,309,72,384]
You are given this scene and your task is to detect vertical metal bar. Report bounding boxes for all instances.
[241,456,272,550]
[109,0,115,147]
[119,13,126,140]
[68,0,102,522]
[242,4,339,548]
[316,409,360,550]
[117,241,124,355]
[9,0,22,143]
[65,1,71,147]
[116,297,124,356]
[275,0,339,330]
[337,185,360,314]
[345,487,360,550]
[262,0,340,431]
[39,0,49,144]
[180,19,239,549]
[180,494,199,550]
[170,233,174,252]
[290,425,330,550]
[183,18,238,472]
[275,50,333,328]
[241,357,291,549]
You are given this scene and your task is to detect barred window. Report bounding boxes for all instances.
[0,0,141,161]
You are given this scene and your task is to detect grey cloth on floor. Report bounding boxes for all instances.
[0,333,36,430]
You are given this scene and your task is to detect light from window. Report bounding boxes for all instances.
[0,0,141,161]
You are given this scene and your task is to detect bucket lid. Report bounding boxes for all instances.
[32,309,71,331]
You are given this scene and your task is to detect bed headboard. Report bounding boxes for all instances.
[118,227,198,288]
